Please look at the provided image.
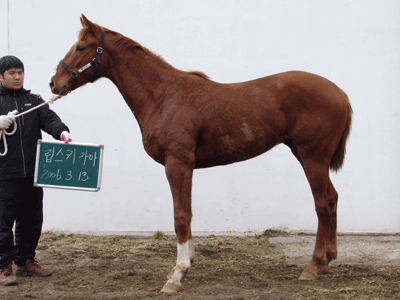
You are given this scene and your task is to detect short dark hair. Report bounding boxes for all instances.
[0,55,24,75]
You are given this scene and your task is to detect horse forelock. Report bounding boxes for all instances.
[78,23,105,42]
[78,26,91,41]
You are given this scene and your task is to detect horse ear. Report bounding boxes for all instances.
[80,14,101,36]
[80,14,92,29]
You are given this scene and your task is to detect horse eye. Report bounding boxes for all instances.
[76,46,85,52]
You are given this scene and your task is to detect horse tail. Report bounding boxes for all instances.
[330,91,353,172]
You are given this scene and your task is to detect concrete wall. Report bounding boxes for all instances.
[2,0,399,234]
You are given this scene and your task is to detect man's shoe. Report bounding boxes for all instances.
[0,262,17,286]
[15,259,52,277]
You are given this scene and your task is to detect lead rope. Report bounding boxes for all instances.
[0,94,63,156]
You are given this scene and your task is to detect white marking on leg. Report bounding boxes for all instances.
[166,240,191,288]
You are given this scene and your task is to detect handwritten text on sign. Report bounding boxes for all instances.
[34,140,104,191]
[41,147,98,181]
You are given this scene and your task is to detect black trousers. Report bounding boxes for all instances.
[0,178,43,267]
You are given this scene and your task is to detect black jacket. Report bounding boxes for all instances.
[0,85,69,180]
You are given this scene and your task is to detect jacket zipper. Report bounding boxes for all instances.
[14,93,27,177]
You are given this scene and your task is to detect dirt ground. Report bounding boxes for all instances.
[0,231,399,300]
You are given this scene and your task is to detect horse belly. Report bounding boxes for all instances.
[194,123,280,169]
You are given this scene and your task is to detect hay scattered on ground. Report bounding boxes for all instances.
[0,231,398,299]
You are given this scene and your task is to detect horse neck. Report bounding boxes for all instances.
[105,46,175,125]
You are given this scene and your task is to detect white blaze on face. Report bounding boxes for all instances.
[49,67,57,84]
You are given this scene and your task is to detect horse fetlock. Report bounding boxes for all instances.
[329,250,338,261]
[162,265,189,293]
[317,259,331,274]
[317,264,330,275]
[175,263,190,280]
[189,239,195,263]
[167,267,176,280]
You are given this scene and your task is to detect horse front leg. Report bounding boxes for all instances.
[166,225,194,280]
[161,155,195,293]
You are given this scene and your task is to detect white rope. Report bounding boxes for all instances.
[0,94,63,156]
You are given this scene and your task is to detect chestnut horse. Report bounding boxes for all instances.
[49,15,352,293]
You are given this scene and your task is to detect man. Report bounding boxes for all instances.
[0,55,73,286]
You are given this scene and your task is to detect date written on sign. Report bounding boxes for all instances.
[40,169,90,182]
[34,140,104,192]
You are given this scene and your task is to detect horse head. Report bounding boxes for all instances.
[49,14,108,95]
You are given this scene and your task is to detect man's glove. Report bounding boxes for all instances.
[60,131,73,144]
[0,112,16,130]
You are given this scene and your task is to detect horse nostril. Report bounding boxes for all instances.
[49,79,54,88]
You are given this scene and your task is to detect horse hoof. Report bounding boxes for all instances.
[161,281,182,293]
[298,267,318,281]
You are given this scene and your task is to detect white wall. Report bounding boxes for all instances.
[2,0,399,234]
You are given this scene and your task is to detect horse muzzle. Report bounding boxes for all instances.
[49,78,69,96]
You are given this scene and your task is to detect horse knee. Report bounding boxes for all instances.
[328,185,339,206]
[315,196,337,218]
[315,203,330,219]
[174,214,191,239]
[316,180,337,208]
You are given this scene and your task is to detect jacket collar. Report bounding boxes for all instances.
[0,84,30,96]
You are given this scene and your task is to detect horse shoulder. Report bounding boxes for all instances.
[141,102,200,166]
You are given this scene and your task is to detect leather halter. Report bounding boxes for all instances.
[59,29,105,91]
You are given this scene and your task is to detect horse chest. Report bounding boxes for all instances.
[141,123,195,166]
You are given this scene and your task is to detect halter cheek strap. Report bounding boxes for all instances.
[60,29,105,91]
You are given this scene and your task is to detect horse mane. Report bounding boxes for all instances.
[147,48,210,80]
[187,71,209,80]
[79,25,210,80]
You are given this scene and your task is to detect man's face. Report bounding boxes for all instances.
[0,68,24,90]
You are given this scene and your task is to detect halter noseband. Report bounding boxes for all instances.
[59,29,105,91]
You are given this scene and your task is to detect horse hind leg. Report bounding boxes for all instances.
[298,158,339,281]
[317,179,338,275]
[287,142,338,280]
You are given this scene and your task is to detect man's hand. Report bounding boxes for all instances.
[0,113,16,130]
[60,131,73,144]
